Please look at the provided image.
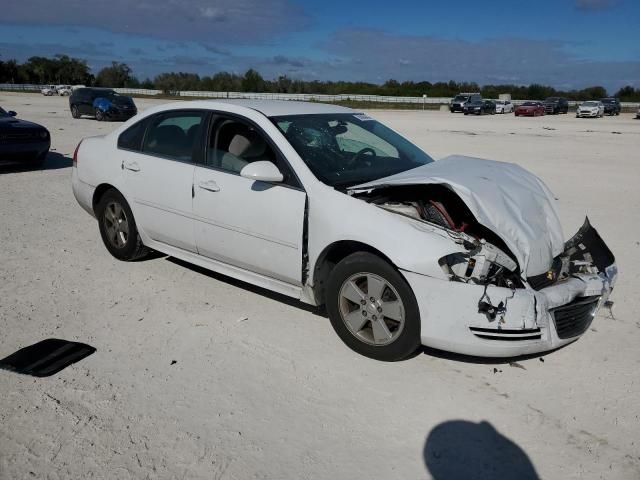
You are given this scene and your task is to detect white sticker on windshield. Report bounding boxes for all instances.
[353,114,374,121]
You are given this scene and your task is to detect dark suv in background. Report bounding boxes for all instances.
[450,93,482,112]
[69,88,137,121]
[600,98,621,116]
[543,97,569,114]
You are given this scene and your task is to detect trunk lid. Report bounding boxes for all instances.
[349,155,565,276]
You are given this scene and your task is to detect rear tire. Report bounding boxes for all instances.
[326,252,421,361]
[96,189,149,261]
[71,105,80,119]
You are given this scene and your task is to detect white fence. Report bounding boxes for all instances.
[2,83,638,108]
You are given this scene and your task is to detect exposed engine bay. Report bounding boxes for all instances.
[353,184,525,288]
[354,184,615,293]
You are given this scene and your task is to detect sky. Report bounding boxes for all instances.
[1,0,639,91]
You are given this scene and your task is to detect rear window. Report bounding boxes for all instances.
[117,119,148,151]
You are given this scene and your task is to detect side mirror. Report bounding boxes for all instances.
[8,111,17,117]
[240,161,283,183]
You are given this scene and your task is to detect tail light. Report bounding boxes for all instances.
[72,140,83,167]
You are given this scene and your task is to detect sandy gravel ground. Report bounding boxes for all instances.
[1,92,639,480]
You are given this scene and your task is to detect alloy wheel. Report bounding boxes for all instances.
[338,272,405,346]
[103,201,129,248]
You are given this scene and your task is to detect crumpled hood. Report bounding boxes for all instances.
[350,155,565,277]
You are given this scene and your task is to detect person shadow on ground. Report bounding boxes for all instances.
[424,420,540,480]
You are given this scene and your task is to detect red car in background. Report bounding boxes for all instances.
[515,102,545,117]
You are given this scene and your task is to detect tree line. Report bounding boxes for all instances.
[2,54,639,101]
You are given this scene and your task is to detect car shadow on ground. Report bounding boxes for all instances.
[0,151,71,173]
[165,257,326,317]
[424,420,540,480]
[419,343,568,365]
[160,255,566,364]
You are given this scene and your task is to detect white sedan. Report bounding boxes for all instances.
[576,101,605,118]
[71,100,617,360]
[494,100,514,114]
[41,85,58,96]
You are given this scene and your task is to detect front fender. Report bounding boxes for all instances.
[307,188,465,281]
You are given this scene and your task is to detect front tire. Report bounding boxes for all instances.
[95,108,105,121]
[326,252,421,361]
[96,189,149,261]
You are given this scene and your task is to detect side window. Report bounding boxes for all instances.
[142,111,205,163]
[206,115,299,187]
[207,117,275,173]
[118,118,148,151]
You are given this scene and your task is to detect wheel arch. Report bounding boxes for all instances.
[92,183,119,213]
[311,240,399,306]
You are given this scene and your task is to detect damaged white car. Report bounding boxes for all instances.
[71,101,617,361]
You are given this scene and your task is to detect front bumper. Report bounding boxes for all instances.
[105,108,137,121]
[450,104,464,112]
[0,140,50,164]
[577,110,599,117]
[403,221,617,357]
[515,109,538,116]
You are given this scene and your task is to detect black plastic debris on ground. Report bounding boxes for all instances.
[0,339,96,377]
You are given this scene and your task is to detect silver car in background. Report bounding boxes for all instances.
[576,101,605,118]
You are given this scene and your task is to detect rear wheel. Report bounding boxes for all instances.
[96,189,149,261]
[326,252,421,361]
[71,105,80,119]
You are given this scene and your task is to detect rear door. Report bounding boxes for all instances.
[192,113,306,285]
[119,109,206,252]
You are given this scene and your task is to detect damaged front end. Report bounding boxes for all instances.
[404,213,616,356]
[349,157,617,356]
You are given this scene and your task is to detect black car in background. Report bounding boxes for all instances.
[543,97,569,114]
[450,93,482,112]
[0,107,50,168]
[600,98,621,116]
[69,88,137,121]
[463,99,495,115]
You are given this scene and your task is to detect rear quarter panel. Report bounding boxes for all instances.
[76,135,126,202]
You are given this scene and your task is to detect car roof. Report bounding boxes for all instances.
[144,99,356,117]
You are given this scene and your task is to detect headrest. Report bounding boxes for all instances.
[228,130,267,158]
[150,125,186,145]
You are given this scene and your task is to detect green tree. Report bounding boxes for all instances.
[95,62,134,87]
[241,69,265,92]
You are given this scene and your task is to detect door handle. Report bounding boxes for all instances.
[122,160,140,172]
[198,180,220,192]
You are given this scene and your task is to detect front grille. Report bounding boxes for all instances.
[551,296,599,339]
[469,327,542,341]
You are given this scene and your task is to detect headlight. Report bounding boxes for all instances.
[39,130,49,139]
[439,241,519,286]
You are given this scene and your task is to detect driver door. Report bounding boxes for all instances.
[192,114,306,285]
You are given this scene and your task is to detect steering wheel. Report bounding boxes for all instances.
[347,147,377,168]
